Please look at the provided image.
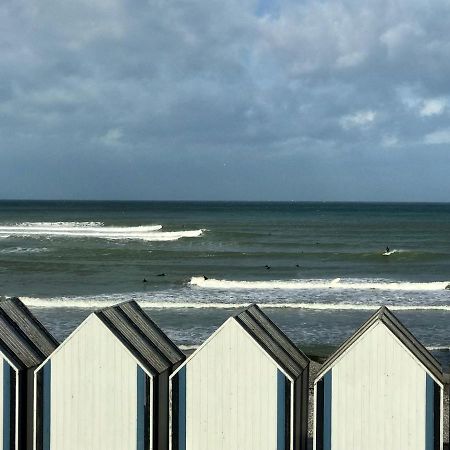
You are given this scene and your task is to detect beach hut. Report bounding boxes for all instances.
[33,300,185,450]
[170,304,310,450]
[314,306,444,450]
[0,297,58,450]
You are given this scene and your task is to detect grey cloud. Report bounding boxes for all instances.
[1,0,450,200]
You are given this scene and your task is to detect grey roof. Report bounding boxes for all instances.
[0,297,58,369]
[235,304,309,379]
[317,306,443,382]
[95,300,185,375]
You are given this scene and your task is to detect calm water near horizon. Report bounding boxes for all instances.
[0,200,449,369]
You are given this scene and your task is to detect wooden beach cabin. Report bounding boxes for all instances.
[33,300,185,450]
[170,304,310,450]
[314,306,444,450]
[0,297,58,450]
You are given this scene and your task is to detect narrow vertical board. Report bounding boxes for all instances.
[277,371,286,450]
[425,375,436,450]
[42,362,51,450]
[178,368,186,450]
[323,371,332,450]
[3,361,11,450]
[137,367,146,450]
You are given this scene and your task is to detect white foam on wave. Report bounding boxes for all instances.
[0,222,205,242]
[0,247,49,254]
[19,296,450,311]
[190,277,450,292]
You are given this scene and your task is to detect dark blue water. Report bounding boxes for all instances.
[0,201,449,369]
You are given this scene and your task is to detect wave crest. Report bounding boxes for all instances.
[189,277,450,292]
[0,222,205,242]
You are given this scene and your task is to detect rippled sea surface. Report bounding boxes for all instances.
[0,200,449,369]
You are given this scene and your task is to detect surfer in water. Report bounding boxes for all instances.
[386,246,390,253]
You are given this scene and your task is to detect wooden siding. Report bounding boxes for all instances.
[177,318,287,450]
[326,322,440,450]
[41,315,152,450]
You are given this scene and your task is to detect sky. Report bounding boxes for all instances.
[1,0,450,201]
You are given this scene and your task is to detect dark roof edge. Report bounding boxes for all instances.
[317,306,443,383]
[95,311,158,375]
[246,304,309,368]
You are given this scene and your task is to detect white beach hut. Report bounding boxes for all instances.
[33,300,185,450]
[170,304,310,450]
[0,297,58,450]
[314,306,444,450]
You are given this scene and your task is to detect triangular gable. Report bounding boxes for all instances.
[316,306,443,383]
[34,314,155,378]
[171,308,300,381]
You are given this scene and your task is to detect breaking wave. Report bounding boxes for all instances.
[189,277,450,292]
[0,222,204,242]
[19,296,450,311]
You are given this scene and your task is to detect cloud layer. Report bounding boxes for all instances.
[1,0,450,200]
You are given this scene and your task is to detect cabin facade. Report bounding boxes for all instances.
[314,306,444,450]
[0,297,58,450]
[33,300,184,450]
[170,304,310,450]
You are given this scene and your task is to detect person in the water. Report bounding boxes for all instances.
[386,246,390,253]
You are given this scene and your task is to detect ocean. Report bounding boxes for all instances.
[0,200,449,369]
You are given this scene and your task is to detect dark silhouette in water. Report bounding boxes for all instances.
[386,246,390,253]
[203,275,209,280]
[445,284,450,290]
[142,279,147,283]
[296,264,300,268]
[265,265,271,270]
[157,273,166,277]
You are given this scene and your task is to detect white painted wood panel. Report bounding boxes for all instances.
[48,315,144,450]
[184,318,279,450]
[331,322,428,450]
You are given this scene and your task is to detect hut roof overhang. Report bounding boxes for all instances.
[0,297,58,370]
[172,304,309,380]
[316,305,444,383]
[35,300,184,376]
[95,300,185,375]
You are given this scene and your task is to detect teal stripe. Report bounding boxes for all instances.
[323,371,332,450]
[3,361,11,450]
[42,362,51,450]
[178,368,186,450]
[277,370,286,450]
[137,367,146,450]
[425,375,435,450]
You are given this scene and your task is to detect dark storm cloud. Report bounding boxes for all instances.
[1,0,450,200]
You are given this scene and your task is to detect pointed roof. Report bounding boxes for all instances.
[95,300,185,375]
[316,306,443,382]
[0,297,58,369]
[235,304,309,379]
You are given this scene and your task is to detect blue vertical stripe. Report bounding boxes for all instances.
[425,375,435,450]
[3,360,11,450]
[277,370,286,450]
[323,371,332,450]
[42,362,51,450]
[178,367,186,450]
[137,367,146,450]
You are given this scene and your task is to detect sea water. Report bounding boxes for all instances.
[0,200,449,368]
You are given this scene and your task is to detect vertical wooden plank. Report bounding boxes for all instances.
[177,368,186,450]
[277,370,285,450]
[323,371,332,450]
[42,362,51,450]
[425,375,435,450]
[3,360,11,450]
[137,367,145,450]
